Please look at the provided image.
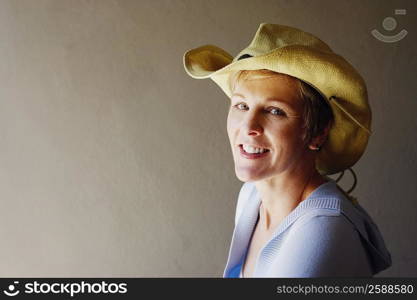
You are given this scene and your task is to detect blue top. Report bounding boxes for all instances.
[223,178,392,277]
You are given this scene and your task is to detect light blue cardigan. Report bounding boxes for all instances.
[223,178,392,278]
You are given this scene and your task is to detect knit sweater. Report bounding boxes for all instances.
[223,178,392,278]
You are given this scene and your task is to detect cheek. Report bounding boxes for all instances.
[268,122,304,148]
[226,110,239,137]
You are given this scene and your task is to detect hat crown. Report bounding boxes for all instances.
[234,23,333,61]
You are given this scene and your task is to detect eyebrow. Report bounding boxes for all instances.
[231,93,294,108]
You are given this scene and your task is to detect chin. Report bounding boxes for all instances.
[235,168,265,183]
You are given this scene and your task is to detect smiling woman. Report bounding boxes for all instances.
[225,70,344,277]
[183,23,392,277]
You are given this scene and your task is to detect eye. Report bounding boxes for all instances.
[269,107,286,116]
[233,103,249,110]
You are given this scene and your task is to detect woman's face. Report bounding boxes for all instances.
[227,73,310,182]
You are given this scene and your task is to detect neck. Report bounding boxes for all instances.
[254,168,328,232]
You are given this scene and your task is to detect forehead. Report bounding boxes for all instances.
[231,74,303,110]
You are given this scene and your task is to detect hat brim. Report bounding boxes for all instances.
[183,45,234,79]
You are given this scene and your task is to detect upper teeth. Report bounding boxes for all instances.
[242,145,268,154]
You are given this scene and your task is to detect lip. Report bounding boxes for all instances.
[239,144,270,159]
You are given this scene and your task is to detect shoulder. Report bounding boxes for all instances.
[286,200,366,249]
[271,214,372,277]
[289,213,357,240]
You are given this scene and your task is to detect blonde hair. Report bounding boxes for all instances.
[228,69,334,147]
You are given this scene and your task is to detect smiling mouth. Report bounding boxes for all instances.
[239,144,271,154]
[239,144,270,159]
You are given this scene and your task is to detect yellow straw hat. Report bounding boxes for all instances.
[183,23,372,176]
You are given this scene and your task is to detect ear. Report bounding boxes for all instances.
[308,122,332,150]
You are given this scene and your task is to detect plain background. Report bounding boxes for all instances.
[0,0,415,277]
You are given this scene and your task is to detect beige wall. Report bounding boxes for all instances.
[0,0,415,277]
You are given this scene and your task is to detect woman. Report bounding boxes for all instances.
[183,23,392,277]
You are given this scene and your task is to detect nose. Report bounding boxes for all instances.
[242,111,264,136]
